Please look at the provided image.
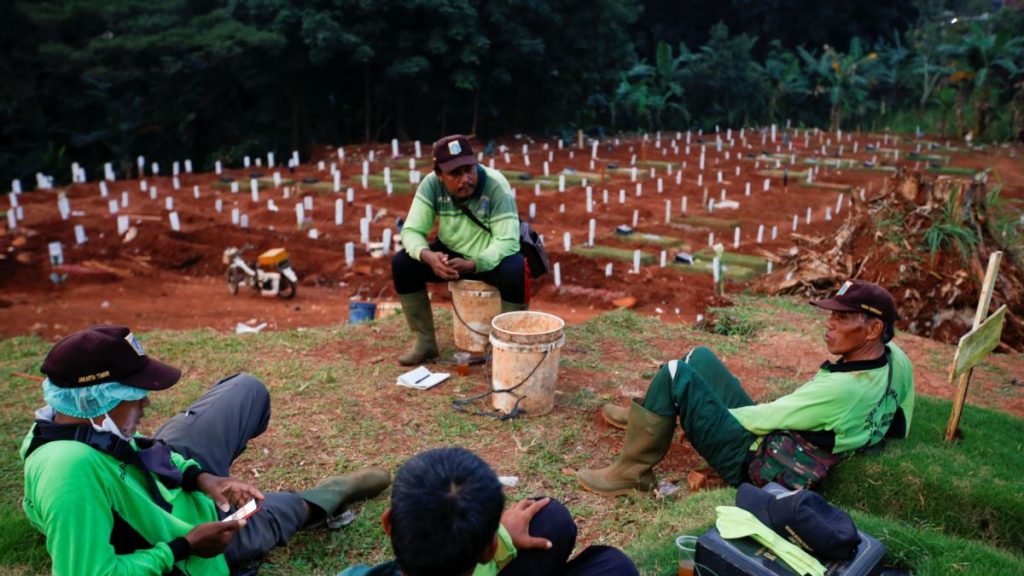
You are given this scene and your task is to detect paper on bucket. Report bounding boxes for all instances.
[396,366,450,390]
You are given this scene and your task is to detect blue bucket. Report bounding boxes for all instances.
[349,301,377,324]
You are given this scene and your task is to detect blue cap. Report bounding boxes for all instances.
[736,482,860,561]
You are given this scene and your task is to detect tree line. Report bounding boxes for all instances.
[1,0,1022,186]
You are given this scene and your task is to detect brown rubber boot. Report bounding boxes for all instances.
[300,466,391,526]
[398,291,438,366]
[601,403,629,430]
[577,401,675,496]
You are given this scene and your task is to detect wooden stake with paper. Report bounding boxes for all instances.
[944,251,1006,443]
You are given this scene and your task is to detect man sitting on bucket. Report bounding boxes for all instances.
[21,325,391,575]
[391,134,527,366]
[577,280,916,496]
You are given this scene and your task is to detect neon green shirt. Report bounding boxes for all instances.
[21,410,228,576]
[730,343,915,453]
[400,165,520,272]
[337,524,517,576]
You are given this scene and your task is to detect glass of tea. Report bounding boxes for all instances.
[675,535,698,576]
[454,352,471,376]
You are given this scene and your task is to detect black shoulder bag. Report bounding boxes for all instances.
[453,202,550,277]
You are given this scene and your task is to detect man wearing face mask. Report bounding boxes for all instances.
[391,134,527,365]
[21,325,391,576]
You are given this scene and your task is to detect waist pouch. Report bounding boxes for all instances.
[746,431,844,490]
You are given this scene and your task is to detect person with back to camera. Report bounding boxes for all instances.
[21,325,391,575]
[391,134,528,366]
[577,280,916,496]
[339,446,639,576]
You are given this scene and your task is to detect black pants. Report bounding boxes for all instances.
[501,499,638,576]
[392,239,528,304]
[155,373,308,571]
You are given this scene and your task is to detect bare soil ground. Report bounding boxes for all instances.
[1,131,1022,420]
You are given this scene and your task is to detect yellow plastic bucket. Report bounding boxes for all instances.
[489,311,565,416]
[449,280,501,353]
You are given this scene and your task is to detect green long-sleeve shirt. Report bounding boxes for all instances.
[730,343,915,453]
[337,524,516,576]
[400,165,519,272]
[21,408,228,576]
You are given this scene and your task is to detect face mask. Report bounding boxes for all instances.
[90,414,130,441]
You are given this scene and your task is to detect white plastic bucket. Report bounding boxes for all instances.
[449,280,501,353]
[489,311,565,416]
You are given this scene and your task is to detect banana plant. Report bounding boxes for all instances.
[763,40,810,122]
[799,38,880,130]
[948,24,1024,139]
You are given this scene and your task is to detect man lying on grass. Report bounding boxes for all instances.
[21,325,391,575]
[340,447,638,576]
[578,279,915,496]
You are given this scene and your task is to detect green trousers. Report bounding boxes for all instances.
[641,346,757,486]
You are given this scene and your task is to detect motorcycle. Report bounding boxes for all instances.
[223,246,298,299]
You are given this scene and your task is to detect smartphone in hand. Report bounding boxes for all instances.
[222,499,260,523]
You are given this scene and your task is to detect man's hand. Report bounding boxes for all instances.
[197,472,265,513]
[447,257,476,275]
[185,520,245,557]
[421,250,459,280]
[501,497,552,550]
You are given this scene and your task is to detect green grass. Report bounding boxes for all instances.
[925,166,977,177]
[692,250,768,274]
[705,305,763,339]
[211,176,296,190]
[824,396,1024,552]
[570,244,658,265]
[3,304,1024,575]
[670,215,741,230]
[511,170,602,187]
[610,233,689,249]
[796,181,852,192]
[347,173,417,193]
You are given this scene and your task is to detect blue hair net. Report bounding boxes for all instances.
[43,379,148,419]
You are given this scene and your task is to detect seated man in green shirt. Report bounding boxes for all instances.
[22,325,391,576]
[578,280,915,496]
[340,447,638,576]
[392,134,527,365]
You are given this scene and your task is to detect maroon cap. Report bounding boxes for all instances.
[40,326,181,390]
[811,280,898,324]
[432,135,477,173]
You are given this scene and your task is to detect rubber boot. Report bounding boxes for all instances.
[577,401,675,496]
[300,466,391,526]
[500,300,528,313]
[601,403,629,430]
[398,291,438,366]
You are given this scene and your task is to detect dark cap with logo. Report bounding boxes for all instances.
[811,279,898,324]
[432,135,477,173]
[737,482,861,561]
[40,325,181,391]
